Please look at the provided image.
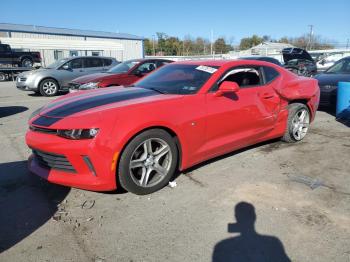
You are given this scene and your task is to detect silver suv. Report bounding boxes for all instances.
[16,56,118,96]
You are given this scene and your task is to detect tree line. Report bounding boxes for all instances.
[144,32,233,56]
[144,32,335,56]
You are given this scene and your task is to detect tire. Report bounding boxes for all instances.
[0,73,6,82]
[118,129,178,195]
[39,79,59,97]
[282,103,310,143]
[21,58,33,68]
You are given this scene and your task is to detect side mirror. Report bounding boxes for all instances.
[215,81,240,97]
[61,64,71,70]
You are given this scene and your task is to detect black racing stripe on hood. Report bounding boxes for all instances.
[32,115,60,127]
[43,88,118,111]
[44,88,158,118]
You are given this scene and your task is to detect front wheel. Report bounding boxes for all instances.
[282,103,310,143]
[118,129,178,195]
[39,79,59,96]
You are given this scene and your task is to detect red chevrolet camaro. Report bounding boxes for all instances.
[26,60,320,195]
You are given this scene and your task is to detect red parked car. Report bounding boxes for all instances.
[26,60,320,195]
[68,58,173,91]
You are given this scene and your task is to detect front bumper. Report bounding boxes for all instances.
[26,128,118,191]
[16,77,38,91]
[68,82,81,92]
[319,86,337,107]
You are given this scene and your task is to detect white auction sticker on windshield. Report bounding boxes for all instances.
[195,65,217,74]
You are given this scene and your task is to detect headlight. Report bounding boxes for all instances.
[79,82,99,90]
[57,128,99,139]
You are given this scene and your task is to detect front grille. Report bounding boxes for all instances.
[30,125,57,135]
[32,149,76,173]
[68,82,80,90]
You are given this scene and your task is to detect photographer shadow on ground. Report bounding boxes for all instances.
[0,160,70,253]
[212,202,291,262]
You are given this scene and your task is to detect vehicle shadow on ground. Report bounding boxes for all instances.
[0,106,28,118]
[177,138,283,179]
[212,202,291,262]
[0,160,70,253]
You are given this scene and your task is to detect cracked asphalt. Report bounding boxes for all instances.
[0,81,349,262]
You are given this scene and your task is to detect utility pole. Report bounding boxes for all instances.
[307,25,314,50]
[210,29,214,58]
[152,35,155,56]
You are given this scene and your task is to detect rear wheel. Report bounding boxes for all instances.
[282,103,310,143]
[39,79,59,96]
[21,58,33,68]
[118,129,178,195]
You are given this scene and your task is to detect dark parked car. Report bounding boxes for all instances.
[315,56,350,107]
[0,43,41,67]
[241,56,282,66]
[69,59,173,91]
[282,48,317,77]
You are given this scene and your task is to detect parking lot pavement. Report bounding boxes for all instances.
[0,81,349,262]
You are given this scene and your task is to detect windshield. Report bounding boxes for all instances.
[107,59,140,73]
[136,64,219,94]
[325,59,350,74]
[46,58,69,69]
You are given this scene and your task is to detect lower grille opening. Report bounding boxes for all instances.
[32,148,76,173]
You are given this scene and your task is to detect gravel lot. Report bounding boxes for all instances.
[0,81,349,262]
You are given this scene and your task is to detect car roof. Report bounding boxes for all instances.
[172,59,280,67]
[67,56,116,60]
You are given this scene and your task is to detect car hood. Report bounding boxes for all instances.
[314,73,350,86]
[72,72,127,84]
[282,48,314,63]
[30,87,182,127]
[19,68,54,77]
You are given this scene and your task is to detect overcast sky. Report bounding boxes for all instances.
[1,0,349,46]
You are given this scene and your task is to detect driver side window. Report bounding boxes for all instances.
[211,66,263,92]
[66,58,83,69]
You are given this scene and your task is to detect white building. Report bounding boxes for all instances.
[0,23,144,66]
[249,42,294,56]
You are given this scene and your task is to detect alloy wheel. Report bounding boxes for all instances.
[292,108,310,140]
[42,81,57,95]
[129,138,172,187]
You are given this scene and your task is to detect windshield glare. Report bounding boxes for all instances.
[108,59,140,73]
[46,58,69,69]
[136,64,218,94]
[326,59,350,74]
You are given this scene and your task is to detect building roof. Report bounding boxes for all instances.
[0,23,143,40]
[250,41,294,50]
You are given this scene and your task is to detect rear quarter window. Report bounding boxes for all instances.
[103,59,112,66]
[263,66,280,83]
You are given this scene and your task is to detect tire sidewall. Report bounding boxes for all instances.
[118,129,178,195]
[39,79,59,97]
